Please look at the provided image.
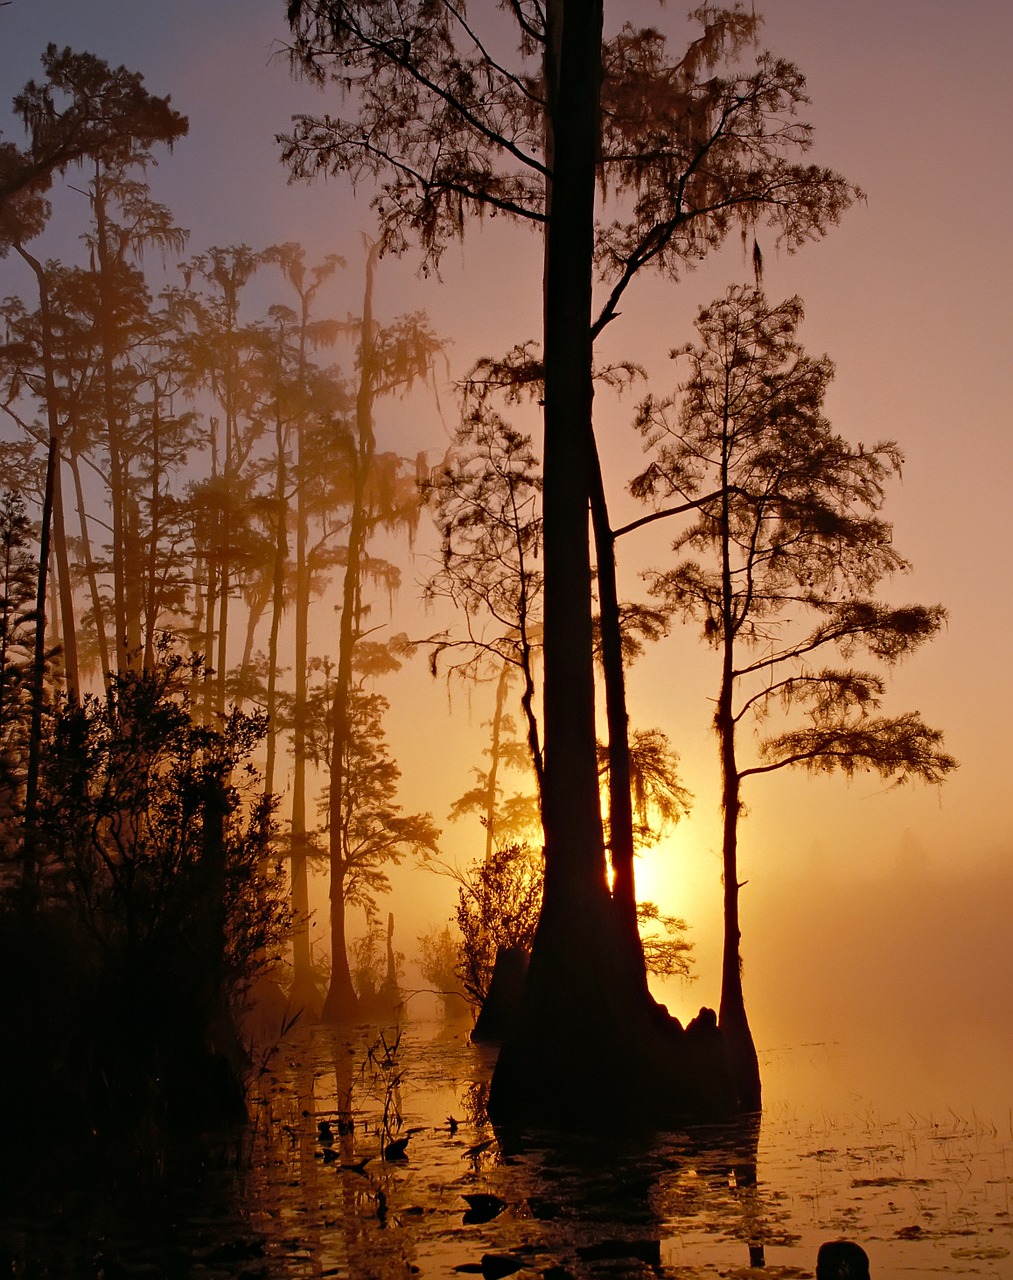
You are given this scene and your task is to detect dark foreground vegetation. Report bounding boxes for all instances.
[0,651,290,1168]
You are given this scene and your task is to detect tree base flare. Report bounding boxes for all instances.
[488,999,740,1130]
[472,945,529,1045]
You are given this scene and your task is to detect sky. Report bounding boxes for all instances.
[2,1,1011,1076]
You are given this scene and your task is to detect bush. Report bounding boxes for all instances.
[455,842,542,1006]
[0,648,291,1155]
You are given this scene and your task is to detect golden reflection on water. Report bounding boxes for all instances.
[241,1019,1013,1279]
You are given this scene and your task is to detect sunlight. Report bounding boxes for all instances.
[635,828,709,921]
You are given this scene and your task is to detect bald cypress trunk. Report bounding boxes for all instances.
[321,244,380,1022]
[491,0,641,1121]
[716,457,760,1109]
[490,0,736,1126]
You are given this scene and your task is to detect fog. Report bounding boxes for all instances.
[3,0,1010,1119]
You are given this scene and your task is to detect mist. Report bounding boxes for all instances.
[2,2,1011,1275]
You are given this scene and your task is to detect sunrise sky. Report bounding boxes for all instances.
[2,0,1011,1082]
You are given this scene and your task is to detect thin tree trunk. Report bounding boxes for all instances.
[238,583,269,683]
[203,553,218,722]
[50,460,78,697]
[715,673,760,1109]
[484,661,511,862]
[92,166,131,675]
[289,438,314,1006]
[288,285,317,1010]
[216,549,230,714]
[264,395,287,797]
[47,548,61,653]
[13,244,80,699]
[23,433,57,901]
[322,243,380,1022]
[589,434,645,989]
[142,387,162,670]
[716,425,760,1110]
[68,449,111,684]
[325,863,358,1017]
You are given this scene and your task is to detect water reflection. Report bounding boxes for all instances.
[242,1023,788,1277]
[2,1020,1010,1278]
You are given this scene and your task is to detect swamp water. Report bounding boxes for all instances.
[3,1018,1011,1279]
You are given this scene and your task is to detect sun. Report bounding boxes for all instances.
[634,823,722,937]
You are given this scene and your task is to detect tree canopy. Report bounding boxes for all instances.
[1,45,187,248]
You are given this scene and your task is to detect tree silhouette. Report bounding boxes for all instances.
[321,244,441,1019]
[306,648,440,1017]
[423,408,544,806]
[455,842,544,1008]
[446,668,542,863]
[284,1,857,1122]
[243,245,344,818]
[0,45,186,234]
[36,645,289,1130]
[1,49,186,702]
[453,841,693,1012]
[178,246,266,715]
[633,286,957,1107]
[2,249,84,698]
[285,370,354,1008]
[0,493,39,875]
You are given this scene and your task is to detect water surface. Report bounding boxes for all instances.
[3,1018,1010,1278]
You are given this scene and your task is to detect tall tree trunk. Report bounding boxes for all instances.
[215,541,230,715]
[715,676,759,1110]
[68,449,111,684]
[716,454,760,1109]
[23,433,57,901]
[199,407,219,716]
[491,0,620,1118]
[491,0,736,1126]
[238,582,270,684]
[288,283,319,1012]
[12,244,80,700]
[324,861,358,1018]
[288,434,315,1009]
[124,490,144,660]
[142,387,162,671]
[203,553,218,722]
[321,243,380,1022]
[92,166,131,676]
[484,661,511,862]
[264,396,287,797]
[589,435,645,989]
[49,461,78,697]
[538,0,608,931]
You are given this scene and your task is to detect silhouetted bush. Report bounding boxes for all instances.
[0,648,291,1160]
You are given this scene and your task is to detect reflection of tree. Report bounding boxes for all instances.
[488,1115,796,1274]
[654,1120,803,1270]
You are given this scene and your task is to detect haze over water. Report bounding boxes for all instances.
[1,1,1011,1272]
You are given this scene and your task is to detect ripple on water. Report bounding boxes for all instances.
[3,1020,1011,1278]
